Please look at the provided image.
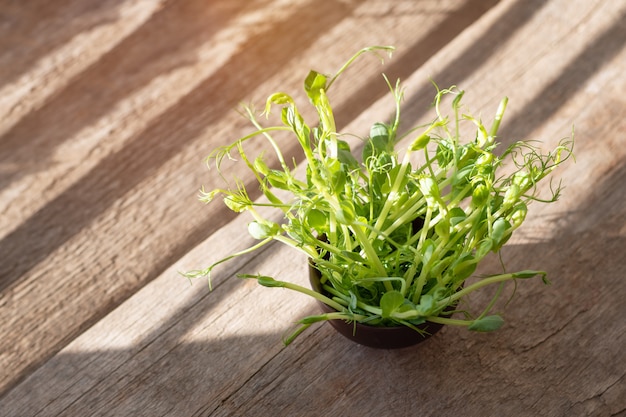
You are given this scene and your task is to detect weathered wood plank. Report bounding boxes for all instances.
[210,0,626,414]
[2,0,625,415]
[0,0,494,399]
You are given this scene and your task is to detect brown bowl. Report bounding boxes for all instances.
[309,265,447,349]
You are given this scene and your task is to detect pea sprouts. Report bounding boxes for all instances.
[186,46,574,344]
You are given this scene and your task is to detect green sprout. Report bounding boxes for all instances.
[185,46,574,344]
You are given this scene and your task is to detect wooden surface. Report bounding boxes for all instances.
[1,0,625,415]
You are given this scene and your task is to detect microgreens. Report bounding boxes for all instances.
[187,46,574,344]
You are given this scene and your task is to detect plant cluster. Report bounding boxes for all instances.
[187,46,573,344]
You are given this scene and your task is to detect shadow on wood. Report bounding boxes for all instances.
[0,0,356,292]
[3,127,625,417]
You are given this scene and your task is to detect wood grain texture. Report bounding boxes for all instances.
[0,0,496,400]
[1,0,625,415]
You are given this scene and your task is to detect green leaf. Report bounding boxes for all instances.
[348,291,358,310]
[304,70,328,105]
[435,217,450,239]
[436,141,454,167]
[511,270,546,279]
[253,156,270,176]
[248,221,279,239]
[266,92,293,106]
[380,290,405,318]
[407,317,427,326]
[264,92,293,115]
[336,139,359,168]
[363,122,395,163]
[340,250,366,263]
[336,200,355,224]
[416,294,434,315]
[476,238,493,259]
[306,209,327,229]
[267,170,290,190]
[452,164,474,188]
[409,134,430,151]
[279,103,311,153]
[503,183,521,208]
[370,122,389,142]
[418,177,441,209]
[452,89,465,108]
[223,195,247,212]
[326,159,346,192]
[380,165,402,195]
[491,217,511,250]
[254,276,286,288]
[471,183,489,208]
[397,300,417,314]
[449,207,467,226]
[512,171,532,189]
[421,239,435,265]
[452,255,477,281]
[468,315,504,332]
[511,203,528,227]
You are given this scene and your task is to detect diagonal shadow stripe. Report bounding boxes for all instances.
[0,0,267,190]
[397,0,551,129]
[0,0,360,396]
[333,0,550,164]
[0,0,126,92]
[497,6,626,142]
[0,0,358,304]
[333,0,499,130]
[0,0,498,294]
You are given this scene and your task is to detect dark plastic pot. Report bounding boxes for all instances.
[308,265,447,349]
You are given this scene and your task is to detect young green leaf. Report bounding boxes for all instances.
[476,238,493,259]
[468,315,504,332]
[265,92,293,114]
[336,200,356,224]
[336,139,359,168]
[248,221,279,240]
[491,217,512,250]
[306,208,327,230]
[370,122,389,142]
[380,290,405,318]
[511,270,546,279]
[449,207,467,226]
[471,182,490,208]
[326,159,346,192]
[511,203,528,228]
[452,255,477,282]
[253,156,270,176]
[267,170,290,190]
[254,275,286,288]
[421,239,436,265]
[435,216,450,239]
[304,70,328,105]
[223,195,247,212]
[363,122,393,161]
[416,294,435,315]
[409,134,430,151]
